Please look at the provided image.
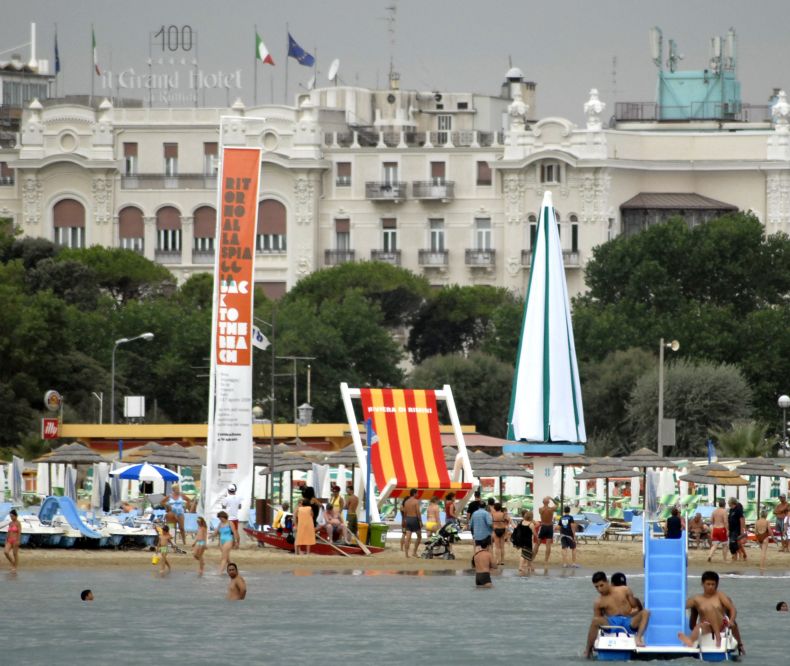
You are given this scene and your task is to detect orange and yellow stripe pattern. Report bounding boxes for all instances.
[360,388,472,500]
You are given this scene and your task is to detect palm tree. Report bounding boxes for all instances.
[710,420,774,459]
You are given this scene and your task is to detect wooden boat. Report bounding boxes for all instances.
[244,527,384,556]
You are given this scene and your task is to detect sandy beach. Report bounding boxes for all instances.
[10,539,790,575]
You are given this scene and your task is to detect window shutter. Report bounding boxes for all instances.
[118,207,144,238]
[164,143,178,158]
[203,142,218,156]
[477,161,491,185]
[430,162,445,178]
[123,142,138,157]
[193,206,217,238]
[53,199,85,228]
[257,200,286,235]
[382,218,397,229]
[336,162,351,177]
[335,218,350,233]
[156,206,181,230]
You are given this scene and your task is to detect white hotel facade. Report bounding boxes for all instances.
[1,66,789,300]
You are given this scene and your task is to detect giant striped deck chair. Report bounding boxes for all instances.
[340,383,475,517]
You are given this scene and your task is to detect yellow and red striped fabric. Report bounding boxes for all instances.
[360,388,472,500]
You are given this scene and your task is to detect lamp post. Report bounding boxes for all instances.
[278,355,316,447]
[253,314,276,525]
[111,332,154,424]
[657,338,679,457]
[778,395,790,456]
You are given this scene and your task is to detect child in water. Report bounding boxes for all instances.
[157,524,172,576]
[193,517,208,576]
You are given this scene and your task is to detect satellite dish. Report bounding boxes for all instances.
[328,58,340,83]
[306,75,316,91]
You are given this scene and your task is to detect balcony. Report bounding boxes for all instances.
[325,249,355,266]
[418,249,449,267]
[154,249,182,264]
[412,181,455,202]
[371,249,401,265]
[366,181,406,202]
[192,249,215,265]
[521,249,581,268]
[465,248,495,268]
[121,173,217,190]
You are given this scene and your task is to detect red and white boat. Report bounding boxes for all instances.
[244,527,385,556]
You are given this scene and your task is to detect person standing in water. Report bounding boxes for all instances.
[193,516,208,576]
[511,509,536,575]
[157,524,172,576]
[226,562,247,600]
[3,509,21,572]
[472,540,496,588]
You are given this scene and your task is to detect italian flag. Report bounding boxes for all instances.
[92,27,101,75]
[255,32,274,65]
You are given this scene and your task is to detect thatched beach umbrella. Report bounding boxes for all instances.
[621,447,678,509]
[732,459,790,515]
[256,449,314,508]
[470,452,532,502]
[575,464,641,519]
[144,443,201,468]
[554,455,589,515]
[322,445,360,489]
[34,442,105,495]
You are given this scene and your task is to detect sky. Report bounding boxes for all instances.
[3,0,789,121]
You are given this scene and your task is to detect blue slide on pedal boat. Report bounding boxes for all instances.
[593,524,739,661]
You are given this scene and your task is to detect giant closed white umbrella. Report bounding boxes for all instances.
[11,456,24,503]
[507,191,586,444]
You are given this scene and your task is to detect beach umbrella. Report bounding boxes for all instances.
[732,459,790,515]
[470,452,532,502]
[0,463,5,499]
[109,462,123,510]
[90,462,110,511]
[322,445,360,488]
[554,455,589,515]
[575,464,641,519]
[110,462,181,483]
[506,191,586,445]
[143,443,201,468]
[620,447,678,510]
[64,465,77,501]
[35,443,105,495]
[11,456,24,503]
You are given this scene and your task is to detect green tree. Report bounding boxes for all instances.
[26,258,101,309]
[626,359,752,456]
[408,352,513,437]
[711,420,775,459]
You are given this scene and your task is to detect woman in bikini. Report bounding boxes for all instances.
[425,497,441,537]
[4,509,21,572]
[491,502,509,566]
[193,516,208,576]
[755,510,772,571]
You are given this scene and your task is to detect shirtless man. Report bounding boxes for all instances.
[774,495,788,552]
[402,488,422,558]
[226,562,247,601]
[534,496,556,564]
[707,499,729,563]
[345,483,360,536]
[472,541,496,588]
[677,571,743,654]
[584,571,650,658]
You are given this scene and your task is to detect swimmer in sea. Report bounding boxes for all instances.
[193,516,208,576]
[226,562,246,600]
[80,589,94,601]
[677,571,744,655]
[584,571,650,658]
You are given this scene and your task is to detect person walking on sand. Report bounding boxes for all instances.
[345,483,359,536]
[193,516,208,576]
[707,499,729,563]
[755,510,772,571]
[221,484,243,549]
[4,509,21,572]
[213,511,235,573]
[226,562,247,600]
[584,572,650,658]
[157,524,172,576]
[294,498,316,555]
[774,495,788,552]
[728,498,747,561]
[491,502,509,566]
[470,498,493,549]
[402,488,422,558]
[558,506,579,568]
[511,509,536,575]
[534,496,556,564]
[677,571,744,655]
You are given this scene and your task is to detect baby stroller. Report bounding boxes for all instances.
[420,521,459,560]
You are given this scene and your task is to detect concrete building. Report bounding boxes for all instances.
[1,35,788,300]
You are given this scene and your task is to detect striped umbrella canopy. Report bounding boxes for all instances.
[110,462,181,482]
[507,190,586,445]
[732,459,790,515]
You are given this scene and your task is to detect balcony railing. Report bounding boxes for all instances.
[465,248,495,267]
[521,249,581,267]
[418,249,449,267]
[614,101,772,123]
[412,181,455,201]
[122,173,218,190]
[0,175,14,186]
[154,249,182,264]
[371,249,401,265]
[192,248,215,264]
[324,129,504,149]
[365,181,406,201]
[325,249,355,266]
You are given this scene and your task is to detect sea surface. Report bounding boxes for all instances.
[2,566,788,664]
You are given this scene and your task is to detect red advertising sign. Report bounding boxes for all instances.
[41,418,59,439]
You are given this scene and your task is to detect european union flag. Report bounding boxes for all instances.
[287,33,315,67]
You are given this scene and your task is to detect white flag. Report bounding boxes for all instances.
[251,325,270,350]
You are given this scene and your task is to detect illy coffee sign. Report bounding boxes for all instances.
[41,418,60,440]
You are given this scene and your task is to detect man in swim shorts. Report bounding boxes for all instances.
[774,495,788,552]
[472,542,495,588]
[558,505,578,568]
[677,571,743,655]
[584,571,650,658]
[707,499,729,563]
[402,488,422,558]
[534,496,556,564]
[345,483,359,536]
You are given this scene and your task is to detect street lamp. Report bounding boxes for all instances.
[778,394,790,456]
[278,355,316,447]
[111,332,154,424]
[657,338,679,457]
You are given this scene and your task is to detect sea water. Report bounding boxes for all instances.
[2,568,788,665]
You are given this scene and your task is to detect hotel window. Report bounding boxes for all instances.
[335,218,350,251]
[123,143,138,176]
[476,161,492,186]
[164,143,178,176]
[382,162,398,185]
[437,114,452,143]
[382,218,397,252]
[336,162,351,186]
[429,218,445,252]
[430,162,446,185]
[528,214,537,249]
[540,162,562,184]
[193,206,216,252]
[53,198,86,249]
[475,217,491,251]
[257,199,287,252]
[118,206,144,253]
[156,206,182,252]
[570,214,579,252]
[203,142,218,175]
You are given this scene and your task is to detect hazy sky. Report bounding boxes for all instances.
[3,1,788,120]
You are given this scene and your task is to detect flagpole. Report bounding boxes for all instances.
[254,25,258,106]
[365,418,372,523]
[90,24,94,106]
[284,24,289,105]
[53,23,58,99]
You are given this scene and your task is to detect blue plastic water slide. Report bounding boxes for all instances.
[643,528,687,647]
[39,496,103,539]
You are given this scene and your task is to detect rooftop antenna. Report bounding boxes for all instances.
[383,1,398,89]
[724,28,736,70]
[306,74,316,90]
[328,58,340,85]
[611,55,618,103]
[649,26,663,69]
[709,35,722,74]
[667,39,683,73]
[28,22,38,71]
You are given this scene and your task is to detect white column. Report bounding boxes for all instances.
[143,216,156,261]
[631,476,641,506]
[532,458,555,504]
[181,216,194,266]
